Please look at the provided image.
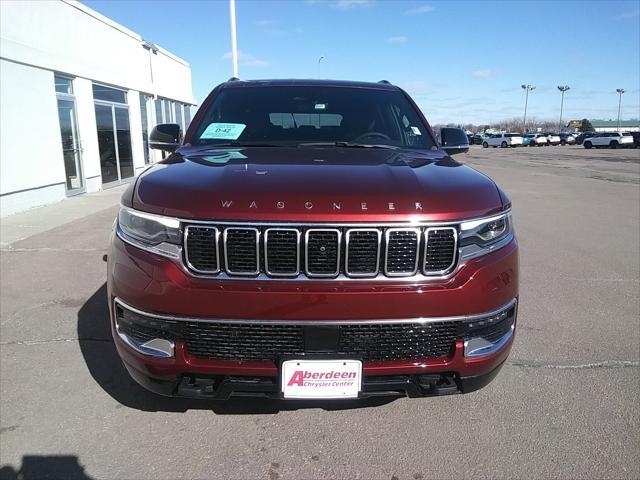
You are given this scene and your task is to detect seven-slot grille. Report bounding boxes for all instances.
[184,225,457,279]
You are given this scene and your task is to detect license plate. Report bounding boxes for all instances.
[281,359,362,399]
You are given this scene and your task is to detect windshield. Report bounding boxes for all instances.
[190,86,435,149]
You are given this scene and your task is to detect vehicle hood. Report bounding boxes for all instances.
[132,146,504,222]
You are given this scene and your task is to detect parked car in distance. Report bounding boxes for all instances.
[544,133,561,146]
[483,133,523,148]
[559,133,576,145]
[574,131,596,145]
[583,132,634,149]
[523,133,548,146]
[108,78,518,401]
[470,134,485,145]
[628,131,640,148]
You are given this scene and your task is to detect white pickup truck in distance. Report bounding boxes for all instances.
[483,133,523,148]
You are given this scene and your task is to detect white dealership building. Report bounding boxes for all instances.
[0,0,195,216]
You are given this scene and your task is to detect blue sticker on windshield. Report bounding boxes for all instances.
[200,123,246,140]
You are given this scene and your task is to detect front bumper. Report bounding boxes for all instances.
[108,233,518,398]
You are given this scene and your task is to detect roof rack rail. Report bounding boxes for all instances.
[378,80,391,84]
[228,77,240,82]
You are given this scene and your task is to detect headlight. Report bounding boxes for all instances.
[116,207,182,259]
[459,211,513,259]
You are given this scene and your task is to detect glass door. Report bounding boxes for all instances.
[95,104,119,184]
[93,84,134,187]
[115,106,134,179]
[55,76,85,195]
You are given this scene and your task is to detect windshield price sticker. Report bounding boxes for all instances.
[200,123,246,140]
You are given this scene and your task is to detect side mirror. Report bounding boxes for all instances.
[150,124,181,152]
[440,128,469,155]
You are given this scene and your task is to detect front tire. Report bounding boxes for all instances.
[501,141,507,148]
[610,141,618,149]
[584,141,592,149]
[482,142,488,148]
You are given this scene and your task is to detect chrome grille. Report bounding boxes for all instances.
[305,229,341,277]
[345,229,381,276]
[424,227,457,274]
[185,226,219,273]
[224,228,260,275]
[264,228,300,276]
[184,224,458,279]
[385,228,420,276]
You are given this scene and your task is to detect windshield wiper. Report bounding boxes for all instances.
[298,142,399,150]
[194,141,288,148]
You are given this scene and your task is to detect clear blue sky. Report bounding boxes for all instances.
[84,0,640,125]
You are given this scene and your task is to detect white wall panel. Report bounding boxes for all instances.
[0,59,66,195]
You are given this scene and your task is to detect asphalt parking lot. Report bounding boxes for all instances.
[1,145,639,480]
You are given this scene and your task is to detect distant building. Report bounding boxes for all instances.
[567,119,640,133]
[588,120,640,133]
[1,0,195,216]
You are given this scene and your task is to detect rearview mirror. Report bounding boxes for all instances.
[440,128,469,155]
[150,124,181,152]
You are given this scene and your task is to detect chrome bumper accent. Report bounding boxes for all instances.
[114,297,517,326]
[115,322,175,358]
[464,325,514,358]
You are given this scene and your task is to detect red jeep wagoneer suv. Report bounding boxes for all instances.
[108,79,518,400]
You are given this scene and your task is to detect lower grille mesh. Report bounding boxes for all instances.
[339,322,457,360]
[116,302,513,362]
[182,322,305,361]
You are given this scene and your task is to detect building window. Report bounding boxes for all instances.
[140,93,152,164]
[184,105,191,129]
[163,98,172,123]
[174,102,184,131]
[55,76,73,95]
[154,98,163,125]
[152,96,192,132]
[92,84,127,104]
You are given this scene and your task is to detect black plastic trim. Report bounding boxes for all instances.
[123,360,506,400]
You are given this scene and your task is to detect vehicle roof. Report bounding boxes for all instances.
[220,78,400,91]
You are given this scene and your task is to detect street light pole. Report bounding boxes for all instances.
[229,0,239,78]
[317,56,325,78]
[616,88,625,132]
[521,84,536,133]
[557,85,570,132]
